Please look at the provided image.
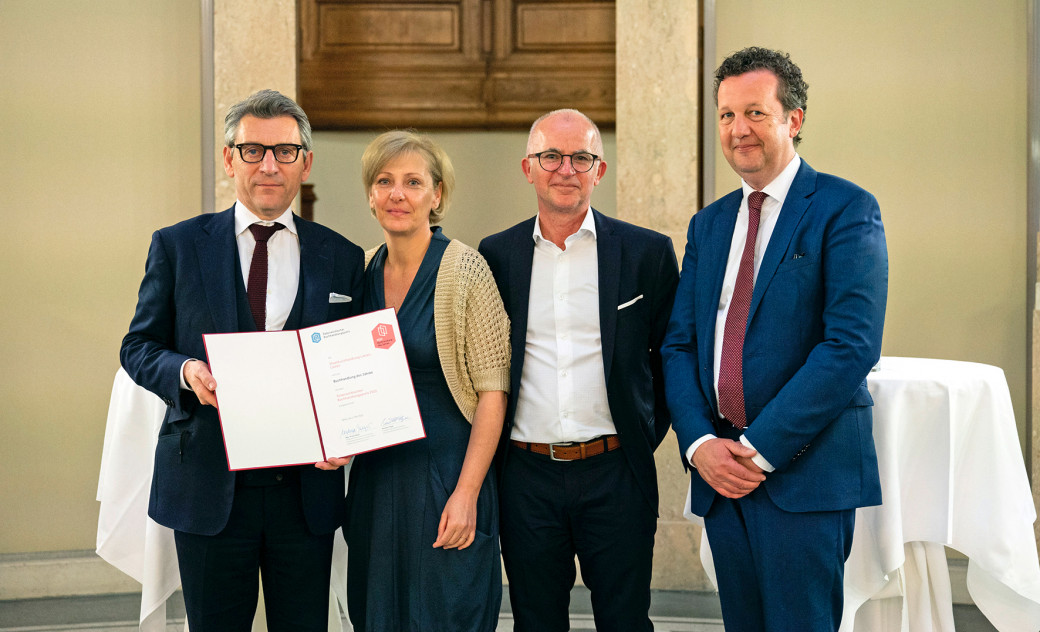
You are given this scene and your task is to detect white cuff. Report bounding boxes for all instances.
[740,435,775,472]
[685,434,717,467]
[179,358,197,391]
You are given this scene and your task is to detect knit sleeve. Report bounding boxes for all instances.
[458,248,511,394]
[434,240,511,422]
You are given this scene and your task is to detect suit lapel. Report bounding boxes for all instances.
[506,220,536,392]
[748,161,817,323]
[296,216,331,328]
[699,194,740,359]
[196,207,239,333]
[687,192,741,411]
[594,210,620,383]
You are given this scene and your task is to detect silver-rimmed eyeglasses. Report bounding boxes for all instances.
[527,151,599,173]
[234,143,305,164]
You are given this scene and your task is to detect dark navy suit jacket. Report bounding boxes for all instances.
[478,209,679,514]
[662,160,888,517]
[120,206,365,536]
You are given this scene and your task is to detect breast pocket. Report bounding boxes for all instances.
[771,251,820,296]
[775,251,817,274]
[616,293,647,323]
[326,291,356,320]
[757,254,821,348]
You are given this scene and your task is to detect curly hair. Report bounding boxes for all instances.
[714,47,809,146]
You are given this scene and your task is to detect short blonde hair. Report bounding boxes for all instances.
[361,130,455,224]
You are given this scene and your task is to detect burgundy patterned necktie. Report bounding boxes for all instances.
[247,223,284,331]
[718,190,766,429]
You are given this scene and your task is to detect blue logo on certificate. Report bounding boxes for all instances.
[311,332,322,343]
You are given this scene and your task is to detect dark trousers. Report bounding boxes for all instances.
[703,486,855,632]
[173,476,334,632]
[500,445,656,632]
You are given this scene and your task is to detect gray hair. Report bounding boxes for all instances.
[223,89,313,151]
[526,109,604,156]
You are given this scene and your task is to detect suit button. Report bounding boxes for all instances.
[275,474,283,482]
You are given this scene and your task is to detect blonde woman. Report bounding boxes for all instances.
[344,130,510,632]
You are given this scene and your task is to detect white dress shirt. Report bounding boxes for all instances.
[686,155,803,471]
[233,202,301,331]
[180,203,301,389]
[511,209,617,444]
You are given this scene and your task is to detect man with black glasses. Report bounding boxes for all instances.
[479,109,679,631]
[121,89,364,631]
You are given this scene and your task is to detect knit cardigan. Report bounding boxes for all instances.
[364,239,511,422]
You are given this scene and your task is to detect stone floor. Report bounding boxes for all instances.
[0,587,998,631]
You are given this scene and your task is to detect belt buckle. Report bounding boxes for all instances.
[548,441,575,462]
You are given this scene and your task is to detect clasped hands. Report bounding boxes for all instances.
[692,438,766,499]
[182,359,351,471]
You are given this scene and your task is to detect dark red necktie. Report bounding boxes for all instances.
[247,223,284,331]
[718,191,766,429]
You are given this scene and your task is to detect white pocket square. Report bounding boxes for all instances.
[617,294,644,310]
[329,292,352,303]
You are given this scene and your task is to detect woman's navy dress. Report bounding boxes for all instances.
[346,229,501,632]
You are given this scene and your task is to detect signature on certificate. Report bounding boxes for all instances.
[381,415,411,431]
[341,422,374,442]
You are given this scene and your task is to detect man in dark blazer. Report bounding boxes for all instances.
[120,90,364,631]
[661,47,888,631]
[479,109,678,632]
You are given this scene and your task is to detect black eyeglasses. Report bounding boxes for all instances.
[234,143,305,164]
[527,151,599,173]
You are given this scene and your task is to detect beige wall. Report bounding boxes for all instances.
[0,1,201,551]
[308,131,618,251]
[713,1,1029,437]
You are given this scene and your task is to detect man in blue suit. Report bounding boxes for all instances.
[120,90,364,631]
[479,109,678,631]
[661,48,888,631]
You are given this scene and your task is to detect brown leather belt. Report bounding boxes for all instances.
[510,435,620,461]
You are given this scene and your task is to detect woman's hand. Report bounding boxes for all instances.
[432,489,478,550]
[431,390,506,551]
[314,455,352,471]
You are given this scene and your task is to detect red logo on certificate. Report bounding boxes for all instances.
[372,323,396,349]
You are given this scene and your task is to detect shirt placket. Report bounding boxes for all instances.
[554,248,576,437]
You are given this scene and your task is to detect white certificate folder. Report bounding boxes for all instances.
[203,308,425,470]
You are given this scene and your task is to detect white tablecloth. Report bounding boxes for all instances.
[97,369,181,631]
[690,357,1040,631]
[97,369,350,631]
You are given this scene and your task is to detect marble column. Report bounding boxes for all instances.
[212,0,298,212]
[616,1,711,591]
[209,4,300,629]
